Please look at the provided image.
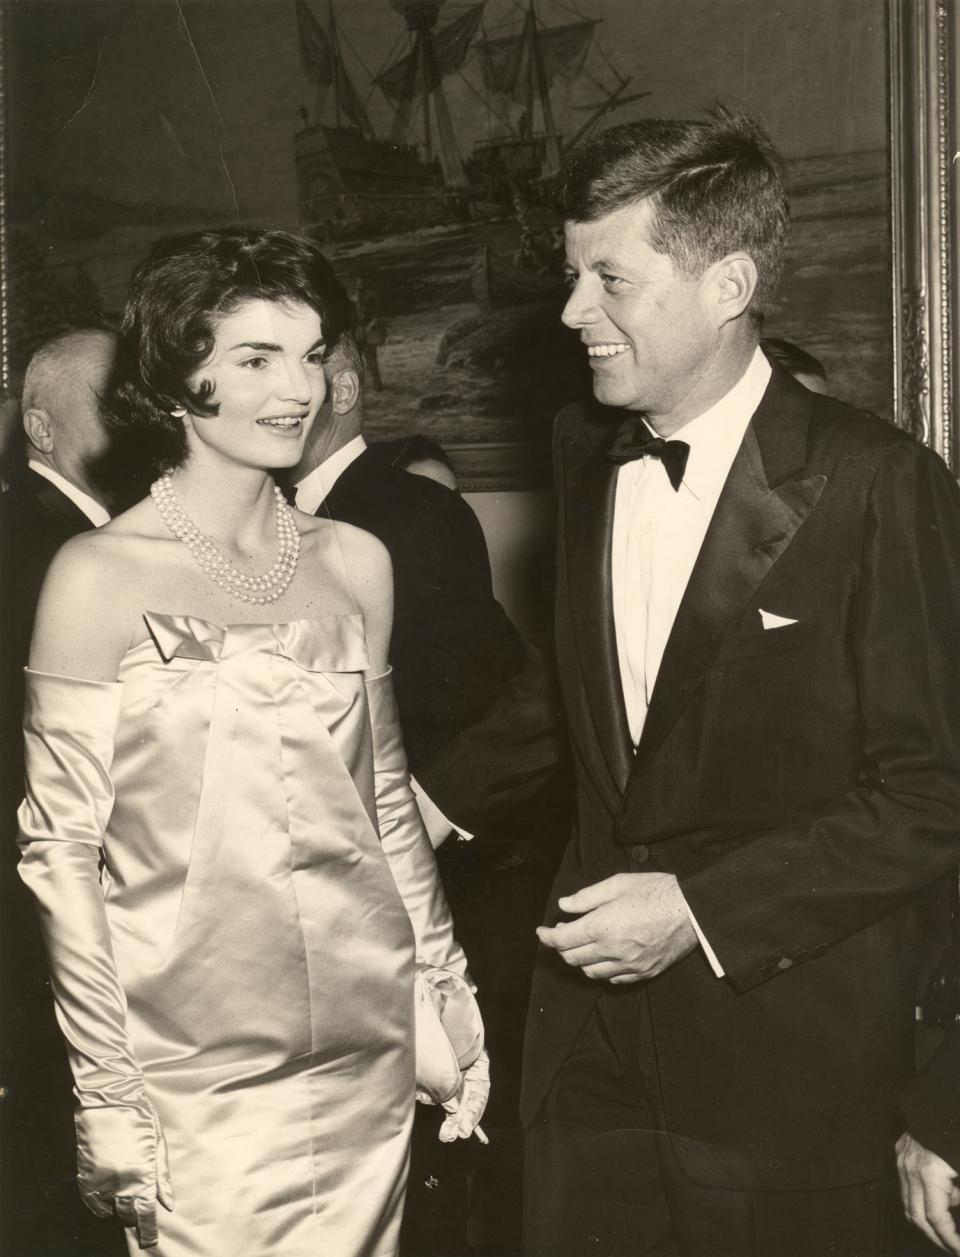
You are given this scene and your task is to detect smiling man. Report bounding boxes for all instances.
[522,107,960,1257]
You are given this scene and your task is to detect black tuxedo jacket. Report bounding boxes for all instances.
[319,447,526,777]
[521,366,960,1191]
[902,1027,960,1171]
[1,468,94,802]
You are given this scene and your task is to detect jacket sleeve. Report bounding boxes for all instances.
[364,668,468,977]
[378,477,527,772]
[900,1025,960,1171]
[416,643,568,839]
[680,440,960,992]
[17,668,172,1232]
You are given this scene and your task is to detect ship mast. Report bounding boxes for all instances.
[295,0,374,137]
[327,0,342,128]
[377,2,483,190]
[526,1,561,175]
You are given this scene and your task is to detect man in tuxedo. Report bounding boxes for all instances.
[522,107,960,1257]
[1,328,123,1256]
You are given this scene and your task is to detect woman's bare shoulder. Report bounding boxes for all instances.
[31,501,173,678]
[298,512,391,581]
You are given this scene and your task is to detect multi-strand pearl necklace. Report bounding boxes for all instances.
[150,472,300,605]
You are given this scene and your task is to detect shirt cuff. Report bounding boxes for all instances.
[684,898,725,977]
[410,776,474,849]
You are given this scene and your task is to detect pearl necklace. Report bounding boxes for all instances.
[150,472,300,605]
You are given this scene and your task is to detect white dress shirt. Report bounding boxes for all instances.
[294,433,469,848]
[611,346,772,974]
[27,460,110,527]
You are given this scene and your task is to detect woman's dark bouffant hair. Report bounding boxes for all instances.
[109,226,356,473]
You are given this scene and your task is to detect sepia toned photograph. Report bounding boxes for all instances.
[1,2,958,1256]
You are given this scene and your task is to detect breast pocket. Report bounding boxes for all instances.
[716,619,822,664]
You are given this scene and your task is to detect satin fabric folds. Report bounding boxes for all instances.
[18,612,466,1257]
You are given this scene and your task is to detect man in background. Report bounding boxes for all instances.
[291,329,566,1255]
[0,327,123,1257]
[1,328,114,676]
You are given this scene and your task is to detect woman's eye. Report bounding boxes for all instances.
[241,356,268,370]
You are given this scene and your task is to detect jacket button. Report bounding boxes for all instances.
[629,844,650,864]
[777,957,793,971]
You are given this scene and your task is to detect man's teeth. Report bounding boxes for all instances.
[258,416,302,428]
[586,344,629,358]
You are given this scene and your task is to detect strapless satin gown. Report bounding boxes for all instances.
[22,612,434,1257]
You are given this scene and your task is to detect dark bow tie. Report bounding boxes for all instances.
[605,417,690,491]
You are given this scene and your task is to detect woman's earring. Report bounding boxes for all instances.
[171,406,187,419]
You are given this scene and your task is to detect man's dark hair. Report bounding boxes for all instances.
[555,105,788,318]
[110,227,355,472]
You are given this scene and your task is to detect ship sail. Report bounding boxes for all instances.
[295,0,374,137]
[473,4,597,176]
[375,2,484,189]
[475,16,597,103]
[376,3,484,101]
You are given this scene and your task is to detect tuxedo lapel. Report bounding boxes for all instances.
[632,371,827,779]
[316,448,374,520]
[561,431,633,801]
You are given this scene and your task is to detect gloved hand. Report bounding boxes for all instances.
[78,1100,174,1249]
[439,1048,490,1143]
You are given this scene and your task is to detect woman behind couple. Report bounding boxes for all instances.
[17,227,487,1256]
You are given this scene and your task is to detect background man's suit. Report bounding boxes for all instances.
[1,466,123,1256]
[1,466,95,721]
[320,445,526,774]
[523,365,960,1248]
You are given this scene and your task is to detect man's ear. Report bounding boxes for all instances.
[23,407,54,454]
[330,369,360,417]
[707,253,758,327]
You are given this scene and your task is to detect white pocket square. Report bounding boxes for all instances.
[759,609,799,630]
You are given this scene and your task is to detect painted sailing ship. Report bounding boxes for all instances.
[293,0,480,235]
[293,0,647,249]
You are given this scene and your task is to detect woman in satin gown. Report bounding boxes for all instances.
[17,227,488,1257]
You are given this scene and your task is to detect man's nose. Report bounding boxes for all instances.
[561,277,597,329]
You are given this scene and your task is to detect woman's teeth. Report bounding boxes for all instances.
[258,416,302,428]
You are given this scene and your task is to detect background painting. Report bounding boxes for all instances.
[7,0,890,495]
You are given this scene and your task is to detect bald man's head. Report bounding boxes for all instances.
[22,329,116,505]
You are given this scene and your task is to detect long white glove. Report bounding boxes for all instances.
[365,671,491,1142]
[17,669,173,1249]
[439,1048,491,1143]
[365,670,468,976]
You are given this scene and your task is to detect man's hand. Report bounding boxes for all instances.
[536,872,698,983]
[897,1131,960,1254]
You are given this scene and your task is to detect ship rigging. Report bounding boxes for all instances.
[292,0,648,237]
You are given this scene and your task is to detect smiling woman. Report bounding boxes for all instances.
[12,226,488,1257]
